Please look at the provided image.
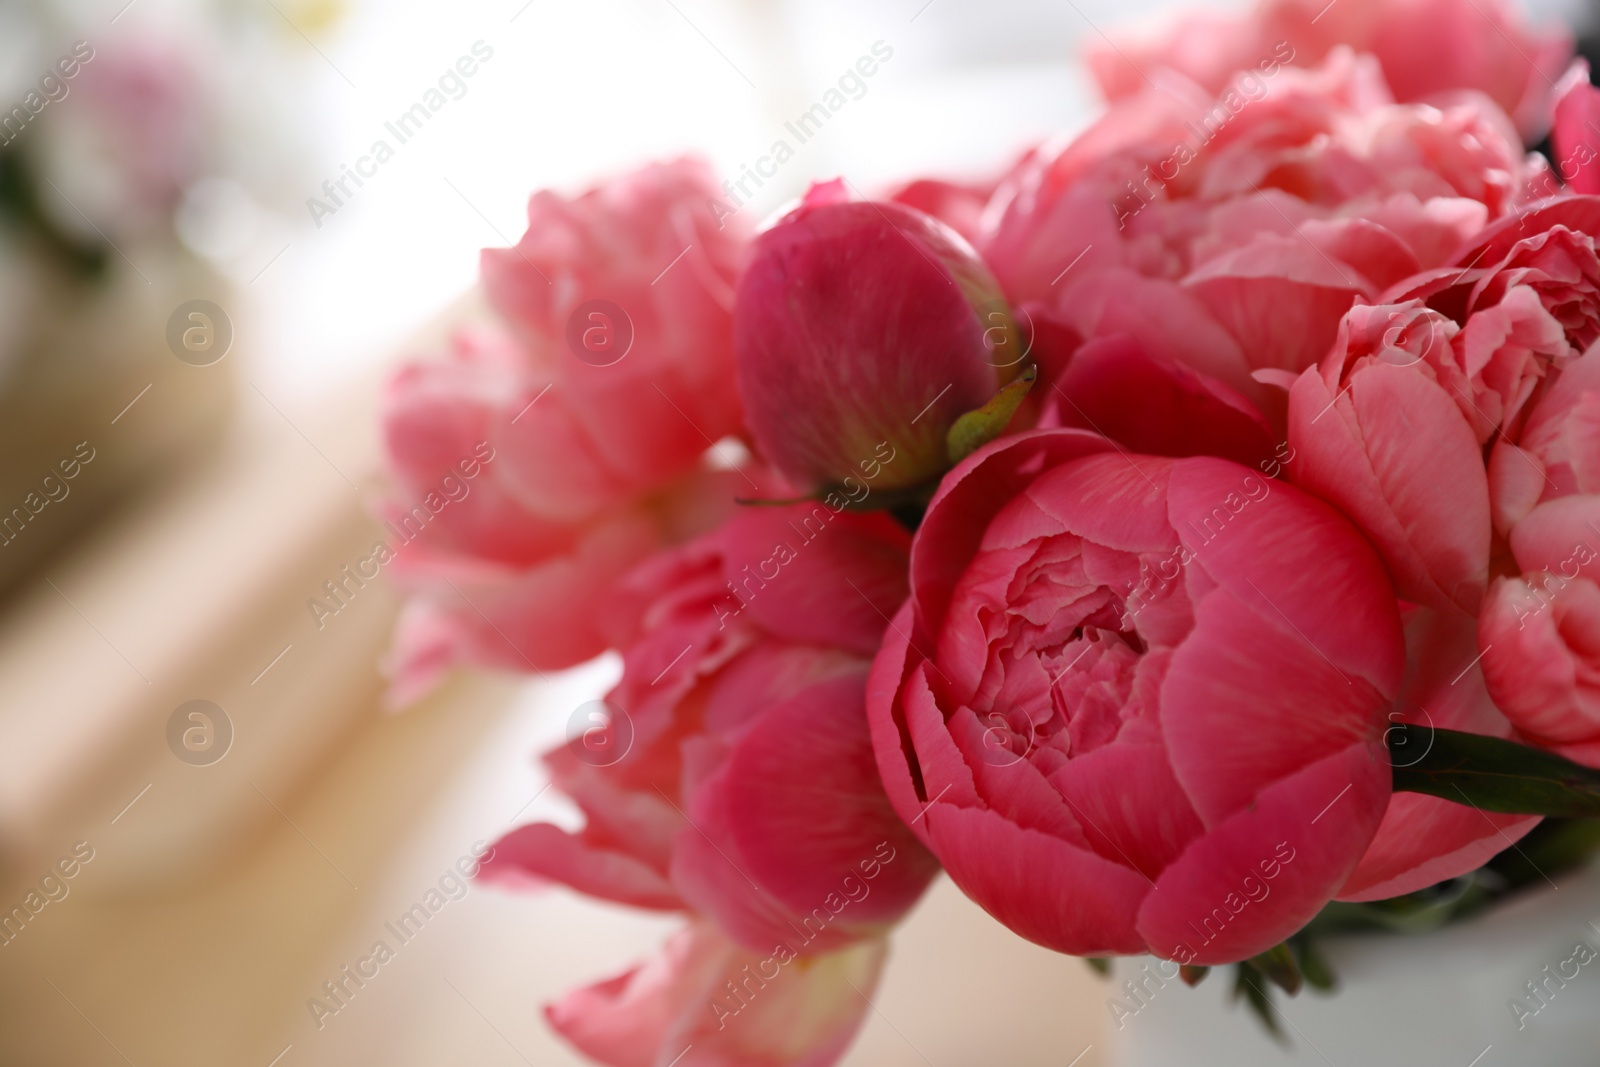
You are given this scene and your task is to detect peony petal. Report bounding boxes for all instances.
[721,506,910,659]
[909,429,1113,641]
[677,673,940,950]
[1052,334,1277,468]
[1286,359,1491,613]
[479,823,682,910]
[1184,233,1369,375]
[1161,583,1393,824]
[1167,455,1406,695]
[1136,741,1389,965]
[1338,792,1538,901]
[546,921,886,1067]
[923,804,1151,956]
[1551,61,1600,197]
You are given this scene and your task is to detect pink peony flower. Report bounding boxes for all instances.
[40,30,211,235]
[479,158,749,521]
[867,429,1402,965]
[1479,345,1600,761]
[546,920,885,1067]
[734,181,1028,496]
[980,51,1539,422]
[480,500,939,955]
[1284,301,1492,614]
[1286,205,1600,618]
[378,160,754,700]
[1087,0,1570,140]
[1388,206,1600,428]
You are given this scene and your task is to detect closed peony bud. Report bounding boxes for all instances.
[734,181,1028,500]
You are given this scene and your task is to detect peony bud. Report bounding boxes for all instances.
[734,181,1027,499]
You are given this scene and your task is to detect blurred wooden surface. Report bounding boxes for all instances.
[0,654,1111,1065]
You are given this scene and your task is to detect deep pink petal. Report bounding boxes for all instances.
[1052,335,1277,468]
[721,506,910,659]
[923,803,1151,956]
[1342,608,1539,900]
[1136,741,1389,965]
[677,673,940,950]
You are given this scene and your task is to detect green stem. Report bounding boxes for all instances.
[1389,723,1600,816]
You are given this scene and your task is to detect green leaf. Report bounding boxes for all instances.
[946,364,1037,465]
[1179,964,1210,987]
[1390,723,1600,816]
[1245,943,1301,995]
[1082,957,1111,978]
[1232,969,1287,1044]
[1291,937,1336,992]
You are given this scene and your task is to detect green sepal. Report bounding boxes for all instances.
[1245,943,1302,995]
[1232,969,1287,1044]
[946,364,1037,465]
[1291,937,1337,992]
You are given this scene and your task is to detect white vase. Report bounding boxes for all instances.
[1107,866,1600,1066]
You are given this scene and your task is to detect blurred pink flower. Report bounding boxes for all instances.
[480,158,749,521]
[1086,0,1570,139]
[379,160,754,700]
[1551,61,1600,196]
[868,429,1401,965]
[546,921,885,1067]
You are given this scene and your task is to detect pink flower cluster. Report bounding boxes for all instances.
[378,0,1600,1058]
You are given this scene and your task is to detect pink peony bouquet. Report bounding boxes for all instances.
[377,0,1600,1058]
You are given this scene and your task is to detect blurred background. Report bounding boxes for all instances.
[0,0,1591,1063]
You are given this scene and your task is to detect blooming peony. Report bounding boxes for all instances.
[867,429,1402,964]
[979,50,1542,441]
[378,160,752,700]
